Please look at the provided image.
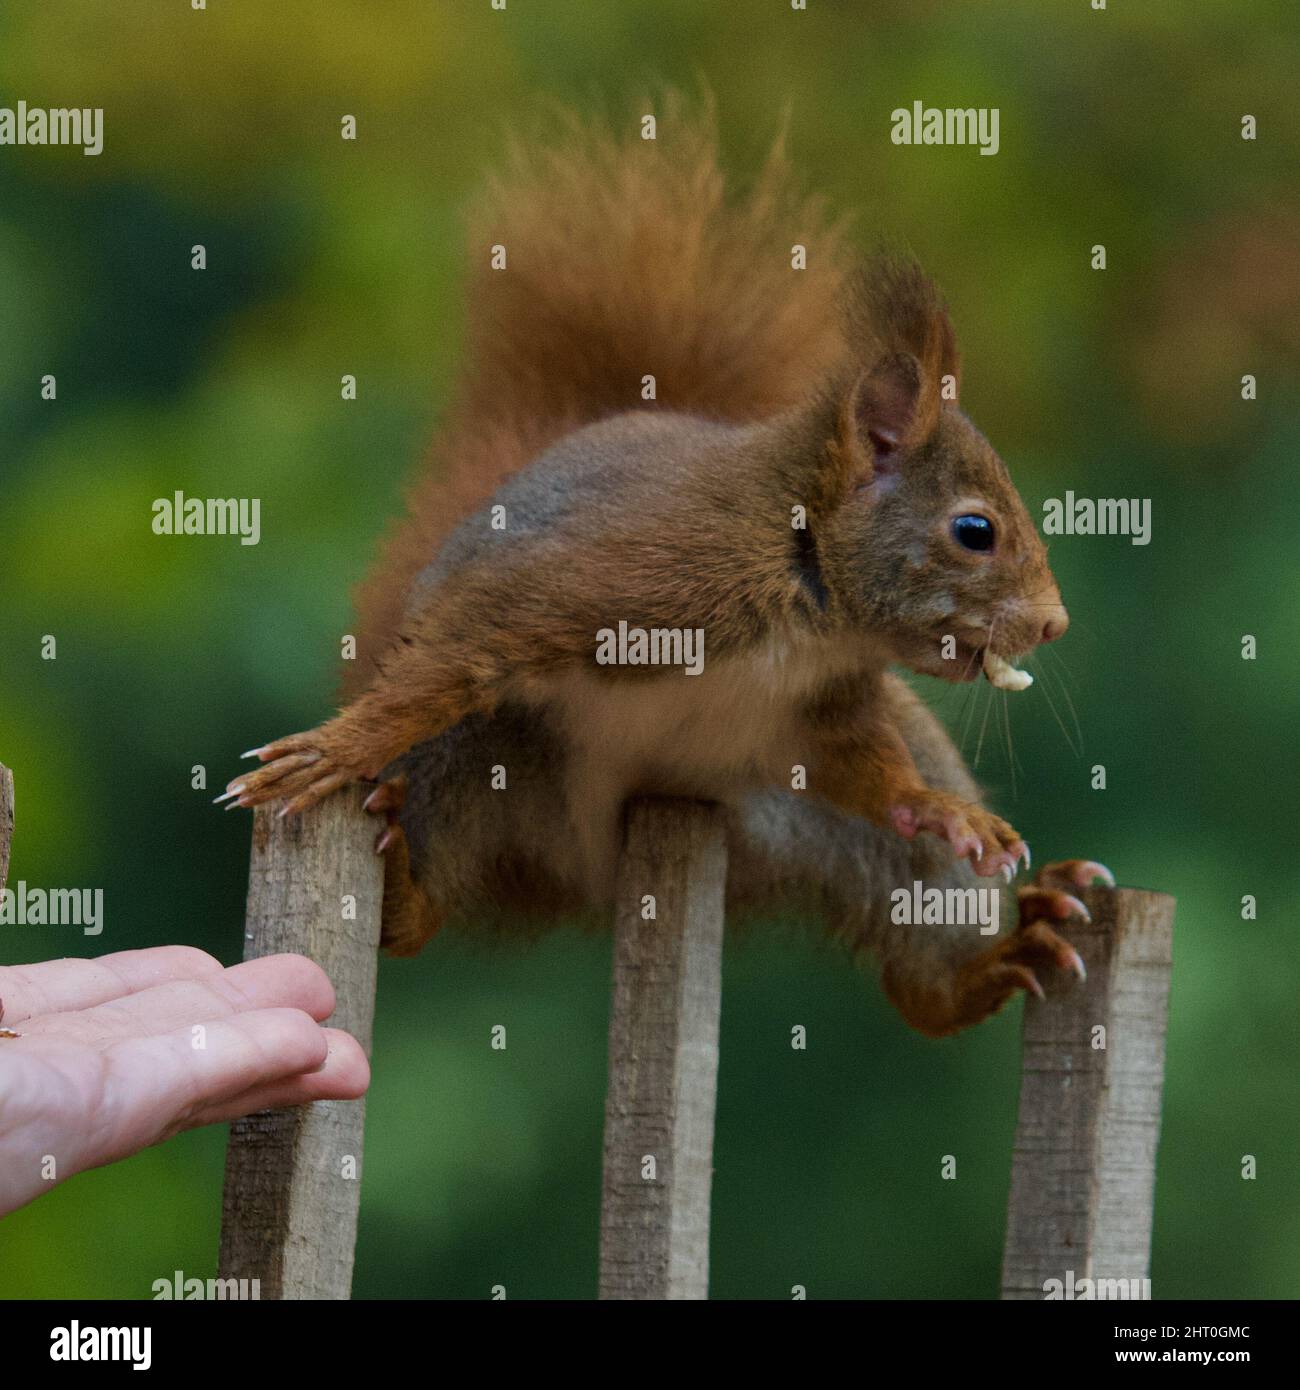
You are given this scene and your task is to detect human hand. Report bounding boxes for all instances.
[0,945,369,1216]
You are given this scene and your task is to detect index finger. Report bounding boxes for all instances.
[0,946,224,1025]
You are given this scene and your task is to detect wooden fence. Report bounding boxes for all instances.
[218,788,382,1299]
[216,793,1175,1300]
[0,763,13,901]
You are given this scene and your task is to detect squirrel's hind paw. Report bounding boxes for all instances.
[223,727,360,816]
[1004,858,1115,988]
[907,883,1091,1034]
[362,775,443,957]
[363,774,408,856]
[1031,858,1115,893]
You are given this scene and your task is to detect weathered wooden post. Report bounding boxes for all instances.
[217,787,383,1299]
[598,798,728,1300]
[1001,884,1175,1299]
[0,762,13,898]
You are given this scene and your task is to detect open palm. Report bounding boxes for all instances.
[0,945,369,1216]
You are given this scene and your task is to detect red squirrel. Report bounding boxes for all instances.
[221,101,1111,1037]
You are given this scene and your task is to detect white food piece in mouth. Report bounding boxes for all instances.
[982,650,1034,691]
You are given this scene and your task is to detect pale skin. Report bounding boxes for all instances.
[0,946,369,1217]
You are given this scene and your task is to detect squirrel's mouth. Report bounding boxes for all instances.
[930,640,1033,690]
[981,649,1033,691]
[920,638,985,683]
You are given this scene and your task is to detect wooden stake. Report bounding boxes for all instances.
[1001,885,1175,1300]
[0,763,12,899]
[598,798,728,1300]
[217,787,383,1299]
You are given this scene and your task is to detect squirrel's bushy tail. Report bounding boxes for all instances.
[351,95,855,681]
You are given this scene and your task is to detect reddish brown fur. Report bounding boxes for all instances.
[347,95,856,695]
[223,99,1095,1039]
[234,100,1058,843]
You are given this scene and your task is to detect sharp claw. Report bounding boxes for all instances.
[375,827,396,855]
[1065,948,1087,982]
[213,786,244,804]
[241,747,269,760]
[1024,844,1031,871]
[1024,971,1046,1001]
[1085,861,1116,888]
[1060,893,1091,923]
[275,803,292,820]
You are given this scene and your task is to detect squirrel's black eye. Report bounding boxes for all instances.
[951,514,995,552]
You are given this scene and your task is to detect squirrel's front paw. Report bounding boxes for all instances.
[889,790,1028,881]
[216,723,372,817]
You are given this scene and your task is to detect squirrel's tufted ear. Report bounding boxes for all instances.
[850,352,932,465]
[842,255,960,470]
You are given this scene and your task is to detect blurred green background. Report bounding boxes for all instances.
[2,0,1297,1299]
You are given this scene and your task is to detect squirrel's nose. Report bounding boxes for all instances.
[1040,605,1069,643]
